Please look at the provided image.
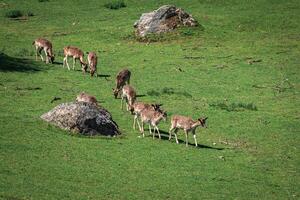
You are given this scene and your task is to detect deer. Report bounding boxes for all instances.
[121,85,136,111]
[63,46,87,73]
[75,92,98,106]
[139,108,167,139]
[87,52,98,77]
[32,38,55,64]
[113,69,131,99]
[129,102,162,131]
[169,115,208,147]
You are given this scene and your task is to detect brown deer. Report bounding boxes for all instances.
[121,85,136,111]
[87,52,98,77]
[169,115,208,147]
[32,38,55,64]
[63,46,87,73]
[76,92,98,106]
[139,108,167,139]
[113,69,131,99]
[129,102,162,131]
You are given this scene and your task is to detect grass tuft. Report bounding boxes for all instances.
[104,0,126,10]
[147,87,192,98]
[5,10,34,18]
[5,10,23,18]
[210,102,258,112]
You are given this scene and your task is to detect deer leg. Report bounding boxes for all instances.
[136,116,142,132]
[174,129,179,144]
[151,125,156,139]
[35,46,38,61]
[155,125,161,139]
[133,114,137,130]
[169,126,174,140]
[44,49,49,64]
[38,48,44,61]
[193,130,198,147]
[121,96,124,109]
[149,124,152,135]
[141,121,145,137]
[64,56,70,70]
[185,130,188,147]
[72,58,75,70]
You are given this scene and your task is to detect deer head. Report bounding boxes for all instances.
[198,117,208,128]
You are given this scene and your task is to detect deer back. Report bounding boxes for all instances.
[64,46,84,58]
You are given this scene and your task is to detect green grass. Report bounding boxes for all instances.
[0,0,299,199]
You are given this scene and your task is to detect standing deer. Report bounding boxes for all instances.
[113,69,131,99]
[139,108,167,139]
[129,102,162,131]
[87,52,98,77]
[121,85,136,111]
[63,46,87,73]
[169,115,208,147]
[75,92,98,106]
[32,38,55,64]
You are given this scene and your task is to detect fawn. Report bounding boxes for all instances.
[169,115,208,147]
[87,52,98,77]
[113,69,131,99]
[139,108,167,139]
[129,102,162,131]
[32,38,54,64]
[76,92,98,106]
[121,85,136,111]
[63,46,87,73]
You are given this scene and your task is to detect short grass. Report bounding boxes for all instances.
[0,0,299,199]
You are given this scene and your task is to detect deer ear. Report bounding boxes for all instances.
[204,117,208,120]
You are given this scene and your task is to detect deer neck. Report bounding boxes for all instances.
[191,120,201,129]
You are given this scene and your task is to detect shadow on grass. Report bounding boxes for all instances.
[0,53,46,72]
[97,74,111,78]
[145,129,225,150]
[136,94,146,98]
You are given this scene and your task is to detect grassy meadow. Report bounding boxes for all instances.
[0,0,299,199]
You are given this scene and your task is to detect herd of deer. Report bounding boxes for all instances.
[33,37,208,147]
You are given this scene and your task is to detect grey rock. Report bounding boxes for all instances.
[134,5,198,37]
[41,102,120,136]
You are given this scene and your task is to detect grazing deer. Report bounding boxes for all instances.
[139,108,167,139]
[32,38,55,64]
[121,85,136,111]
[113,69,131,99]
[63,46,87,73]
[87,52,98,77]
[169,115,208,147]
[129,102,162,131]
[76,92,98,106]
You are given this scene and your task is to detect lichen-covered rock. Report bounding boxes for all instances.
[134,5,198,37]
[41,102,120,136]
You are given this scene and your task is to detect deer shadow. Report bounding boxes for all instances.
[146,129,224,150]
[53,61,63,65]
[0,53,44,72]
[136,94,147,98]
[97,74,111,78]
